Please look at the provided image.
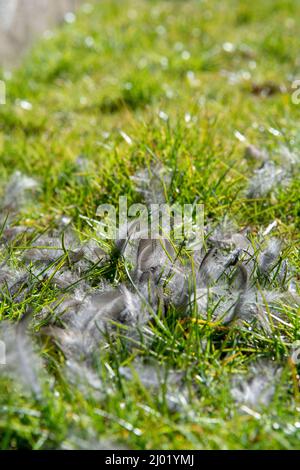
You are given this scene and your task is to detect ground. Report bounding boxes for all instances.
[0,0,299,450]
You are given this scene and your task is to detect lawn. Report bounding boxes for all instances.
[0,0,299,450]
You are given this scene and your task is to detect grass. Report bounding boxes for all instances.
[0,0,299,450]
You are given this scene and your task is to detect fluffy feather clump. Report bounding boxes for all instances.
[0,164,298,403]
[0,318,43,397]
[245,145,299,198]
[231,361,282,409]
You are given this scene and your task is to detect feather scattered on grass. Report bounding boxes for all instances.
[44,162,298,358]
[0,319,42,397]
[119,360,187,412]
[246,161,288,198]
[23,233,83,264]
[259,238,282,274]
[0,266,29,299]
[231,361,282,408]
[245,145,299,199]
[64,359,103,395]
[1,171,39,212]
[0,163,298,397]
[244,144,269,162]
[119,360,182,389]
[130,163,172,205]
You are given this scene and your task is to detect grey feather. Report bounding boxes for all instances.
[231,361,282,408]
[1,171,39,212]
[246,161,289,199]
[0,319,42,397]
